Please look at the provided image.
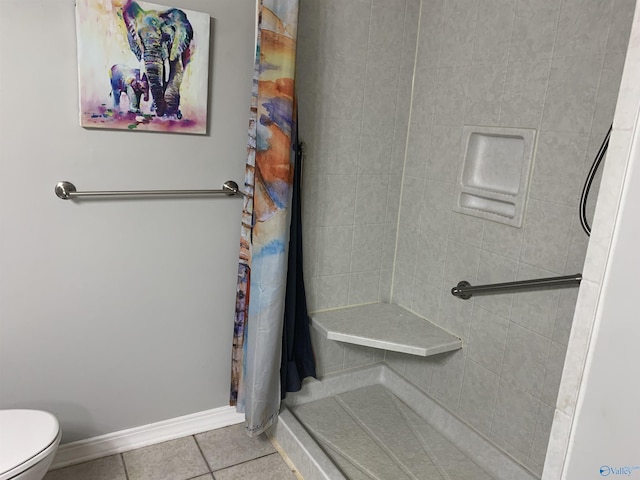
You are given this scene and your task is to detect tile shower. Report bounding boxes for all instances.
[297,0,635,477]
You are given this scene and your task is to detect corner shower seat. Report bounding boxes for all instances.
[311,303,461,357]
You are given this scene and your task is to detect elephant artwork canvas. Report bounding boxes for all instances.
[76,0,210,134]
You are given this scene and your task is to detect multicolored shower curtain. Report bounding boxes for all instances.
[231,0,299,436]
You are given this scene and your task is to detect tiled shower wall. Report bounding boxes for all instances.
[297,0,634,475]
[297,0,421,374]
[387,0,635,474]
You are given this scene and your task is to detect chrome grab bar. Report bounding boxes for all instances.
[54,180,242,200]
[451,273,582,300]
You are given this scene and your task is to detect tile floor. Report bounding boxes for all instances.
[44,424,301,480]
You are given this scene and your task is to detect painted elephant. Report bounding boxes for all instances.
[122,0,193,118]
[109,64,149,113]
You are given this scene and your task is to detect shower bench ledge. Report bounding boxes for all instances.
[311,303,462,357]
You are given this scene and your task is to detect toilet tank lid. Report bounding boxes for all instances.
[0,410,60,475]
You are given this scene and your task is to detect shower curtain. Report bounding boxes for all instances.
[230,0,301,436]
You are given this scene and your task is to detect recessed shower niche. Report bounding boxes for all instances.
[454,126,536,227]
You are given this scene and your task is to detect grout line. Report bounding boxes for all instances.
[192,434,213,473]
[537,0,565,132]
[461,0,481,124]
[120,453,130,480]
[526,397,545,464]
[377,0,414,304]
[497,0,520,126]
[390,0,425,305]
[347,0,375,307]
[184,474,214,480]
[210,453,281,475]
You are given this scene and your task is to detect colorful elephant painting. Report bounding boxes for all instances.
[75,0,210,134]
[109,65,149,113]
[122,0,193,119]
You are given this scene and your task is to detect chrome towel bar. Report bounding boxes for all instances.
[54,180,242,200]
[452,273,582,300]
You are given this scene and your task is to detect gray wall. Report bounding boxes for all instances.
[0,0,255,443]
[389,0,634,475]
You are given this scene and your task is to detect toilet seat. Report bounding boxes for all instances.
[0,410,61,480]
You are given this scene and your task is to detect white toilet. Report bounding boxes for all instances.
[0,410,61,480]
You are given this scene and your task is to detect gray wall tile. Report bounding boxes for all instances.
[448,212,485,249]
[405,124,431,178]
[411,68,439,125]
[355,175,390,225]
[510,263,561,338]
[343,344,377,370]
[530,403,555,467]
[529,131,589,207]
[416,0,447,70]
[310,327,345,377]
[554,0,614,57]
[412,280,442,321]
[349,271,382,306]
[359,122,396,175]
[502,324,552,397]
[440,0,479,67]
[316,175,357,227]
[465,63,508,125]
[428,126,465,182]
[607,0,636,53]
[475,251,517,319]
[438,288,474,343]
[509,0,561,62]
[393,272,415,309]
[482,221,524,261]
[429,350,466,410]
[316,226,353,276]
[415,231,447,288]
[315,274,350,311]
[444,240,481,284]
[467,307,509,374]
[553,288,579,346]
[500,60,552,128]
[434,67,471,126]
[492,380,540,456]
[520,200,573,273]
[541,54,603,134]
[542,341,568,407]
[592,53,627,134]
[459,359,500,435]
[472,0,516,64]
[351,224,384,273]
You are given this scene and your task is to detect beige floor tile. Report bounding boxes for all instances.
[213,453,298,480]
[122,436,209,480]
[195,424,275,471]
[190,475,213,480]
[44,455,126,480]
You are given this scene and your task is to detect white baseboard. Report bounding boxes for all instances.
[51,406,244,470]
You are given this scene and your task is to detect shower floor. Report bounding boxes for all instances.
[290,384,496,480]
